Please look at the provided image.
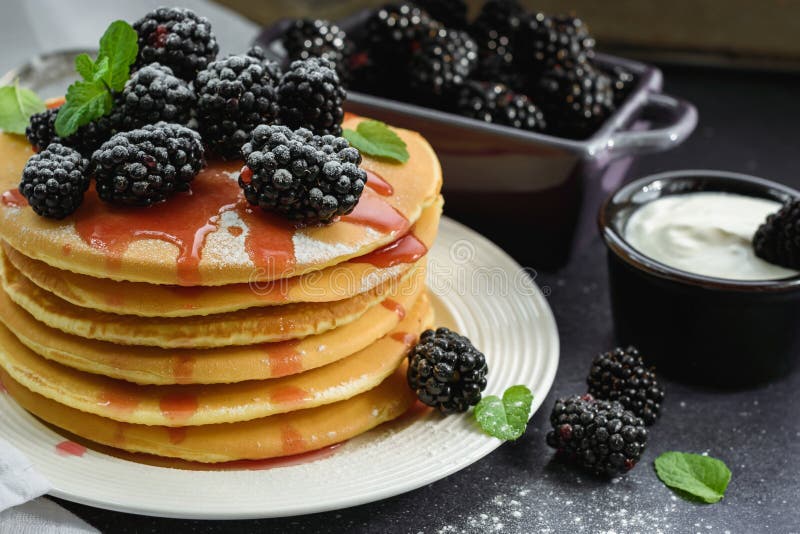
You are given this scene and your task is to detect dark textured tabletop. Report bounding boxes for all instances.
[54,65,800,534]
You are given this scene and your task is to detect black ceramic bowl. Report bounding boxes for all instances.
[599,170,800,387]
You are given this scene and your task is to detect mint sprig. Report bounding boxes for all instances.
[474,385,533,440]
[0,81,46,134]
[343,120,409,163]
[654,451,732,504]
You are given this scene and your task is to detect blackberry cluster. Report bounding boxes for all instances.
[409,28,478,102]
[25,108,119,157]
[239,125,366,224]
[515,13,595,77]
[195,53,281,159]
[361,3,439,67]
[116,63,196,130]
[753,200,800,269]
[407,327,489,414]
[414,0,468,29]
[133,7,219,80]
[587,346,665,425]
[456,81,546,132]
[546,395,648,477]
[18,143,89,219]
[25,108,61,152]
[281,19,352,84]
[471,0,523,88]
[91,122,206,206]
[277,57,346,136]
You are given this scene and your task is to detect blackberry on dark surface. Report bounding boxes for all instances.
[239,124,366,224]
[25,108,62,151]
[19,143,89,219]
[194,53,281,159]
[91,122,205,206]
[281,19,352,84]
[515,14,595,77]
[116,63,196,131]
[471,0,524,89]
[277,57,346,136]
[360,3,439,69]
[753,200,800,269]
[407,327,488,415]
[546,395,648,477]
[587,346,665,425]
[414,0,468,29]
[606,65,635,107]
[456,81,546,132]
[408,28,477,102]
[133,7,219,81]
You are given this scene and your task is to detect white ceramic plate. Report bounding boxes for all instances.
[0,217,559,519]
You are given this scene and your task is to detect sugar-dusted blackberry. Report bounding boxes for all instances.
[277,57,346,136]
[407,327,489,415]
[471,0,524,89]
[606,65,636,107]
[408,27,478,103]
[116,63,196,131]
[753,200,800,269]
[587,346,665,425]
[91,122,205,206]
[19,143,89,219]
[536,62,615,139]
[195,53,281,159]
[239,124,366,224]
[282,19,352,84]
[414,0,468,28]
[25,108,118,157]
[456,81,547,132]
[133,7,219,81]
[25,108,62,151]
[546,395,648,477]
[515,13,595,77]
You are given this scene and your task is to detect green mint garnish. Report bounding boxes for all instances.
[474,385,533,440]
[0,81,46,134]
[55,20,137,137]
[343,120,409,163]
[654,451,732,504]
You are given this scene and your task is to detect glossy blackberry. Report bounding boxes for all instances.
[546,395,648,477]
[282,19,352,84]
[753,200,800,269]
[414,0,468,28]
[587,346,665,425]
[195,53,281,159]
[515,13,595,76]
[536,62,615,139]
[116,63,196,130]
[19,143,89,219]
[25,108,62,151]
[239,124,366,224]
[408,28,478,103]
[133,7,219,81]
[471,0,523,89]
[25,108,118,157]
[407,327,489,415]
[91,123,205,206]
[606,65,636,107]
[277,57,346,136]
[361,3,439,65]
[456,81,546,132]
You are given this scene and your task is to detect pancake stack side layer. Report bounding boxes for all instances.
[0,116,443,464]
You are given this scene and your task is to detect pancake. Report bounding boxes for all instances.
[0,294,430,426]
[0,253,425,348]
[0,116,442,286]
[0,366,416,463]
[1,197,442,317]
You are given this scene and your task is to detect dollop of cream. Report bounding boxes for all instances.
[625,192,798,281]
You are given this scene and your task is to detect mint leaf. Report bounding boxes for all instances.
[75,53,97,81]
[92,57,111,84]
[0,82,46,134]
[54,80,112,137]
[343,120,409,163]
[654,452,731,504]
[97,20,138,91]
[474,385,533,440]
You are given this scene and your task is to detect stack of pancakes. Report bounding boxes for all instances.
[0,116,442,463]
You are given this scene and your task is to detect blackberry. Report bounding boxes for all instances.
[19,143,89,219]
[546,395,648,477]
[536,62,615,139]
[414,0,468,29]
[407,327,488,414]
[587,346,665,425]
[753,200,800,269]
[116,63,196,130]
[277,57,346,136]
[408,28,478,103]
[471,0,524,90]
[91,123,205,206]
[606,65,636,107]
[282,19,352,84]
[195,53,281,159]
[361,3,439,67]
[239,124,366,224]
[25,108,118,157]
[26,108,62,151]
[456,81,546,132]
[133,7,219,81]
[515,14,595,77]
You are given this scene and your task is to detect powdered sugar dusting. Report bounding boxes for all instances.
[293,228,381,265]
[201,209,250,267]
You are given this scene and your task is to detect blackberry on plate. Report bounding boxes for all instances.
[116,63,196,131]
[456,81,546,132]
[587,346,665,425]
[19,143,89,219]
[25,108,62,151]
[407,327,488,415]
[408,27,478,103]
[281,19,352,84]
[414,0,468,29]
[91,122,205,206]
[195,53,281,159]
[133,7,219,81]
[277,57,346,136]
[514,13,596,77]
[239,124,366,224]
[471,0,524,89]
[546,394,648,477]
[753,200,800,269]
[25,108,119,157]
